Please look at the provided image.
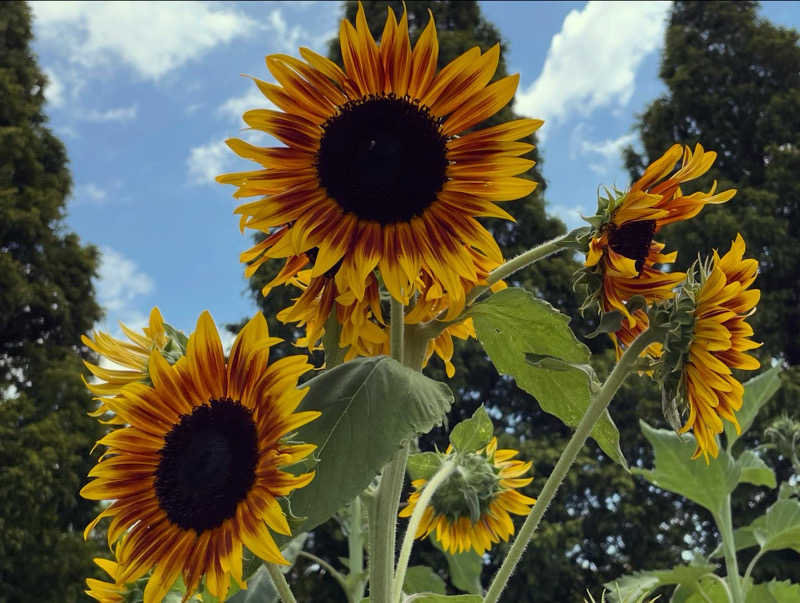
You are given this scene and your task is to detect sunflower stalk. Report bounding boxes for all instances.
[715,497,745,603]
[466,230,578,305]
[370,297,411,603]
[266,563,298,603]
[392,458,458,603]
[483,326,663,603]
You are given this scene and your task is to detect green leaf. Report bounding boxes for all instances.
[468,287,626,468]
[407,452,444,481]
[734,498,800,556]
[633,421,740,517]
[403,565,446,595]
[431,537,482,595]
[672,575,739,603]
[746,580,800,603]
[725,367,782,452]
[289,357,453,533]
[736,451,777,489]
[606,562,717,603]
[450,406,493,452]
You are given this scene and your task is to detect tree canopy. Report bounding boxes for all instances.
[0,3,104,600]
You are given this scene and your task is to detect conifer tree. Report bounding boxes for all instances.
[0,3,104,599]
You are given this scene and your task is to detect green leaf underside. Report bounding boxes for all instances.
[725,366,782,452]
[403,565,447,595]
[468,287,626,468]
[289,356,454,533]
[450,406,493,453]
[745,580,800,603]
[431,536,482,595]
[633,421,739,517]
[736,450,777,488]
[606,562,717,602]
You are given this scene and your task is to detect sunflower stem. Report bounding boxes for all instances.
[370,443,409,603]
[348,495,367,602]
[716,498,745,603]
[266,563,298,603]
[467,232,572,305]
[390,297,405,364]
[483,327,661,603]
[392,458,458,603]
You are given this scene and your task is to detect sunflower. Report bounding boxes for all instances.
[81,312,319,602]
[673,235,761,461]
[218,3,540,318]
[81,307,168,397]
[582,144,736,357]
[399,437,535,555]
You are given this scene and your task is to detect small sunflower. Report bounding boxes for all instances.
[219,3,540,318]
[81,312,319,602]
[81,307,168,397]
[660,235,760,461]
[582,144,736,357]
[399,437,534,555]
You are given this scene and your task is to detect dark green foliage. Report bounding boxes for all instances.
[0,2,104,600]
[625,0,800,587]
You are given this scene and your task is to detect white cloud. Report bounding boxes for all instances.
[581,132,637,161]
[74,182,108,205]
[84,105,138,122]
[515,1,670,128]
[32,1,256,80]
[96,246,155,313]
[43,67,64,107]
[549,203,587,230]
[187,139,232,186]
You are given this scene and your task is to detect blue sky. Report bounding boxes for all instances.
[30,1,800,344]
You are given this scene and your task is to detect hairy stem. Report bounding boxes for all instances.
[392,458,457,603]
[266,563,298,603]
[716,499,745,603]
[483,327,660,603]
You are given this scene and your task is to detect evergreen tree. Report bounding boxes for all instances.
[624,0,800,586]
[0,2,104,599]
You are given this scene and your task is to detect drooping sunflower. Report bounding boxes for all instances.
[399,437,535,555]
[218,3,540,318]
[582,144,736,357]
[81,312,319,602]
[666,235,761,461]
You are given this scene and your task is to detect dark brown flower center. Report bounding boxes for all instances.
[608,220,656,274]
[155,398,258,533]
[316,94,448,224]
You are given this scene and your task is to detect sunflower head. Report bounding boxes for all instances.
[81,311,319,602]
[656,234,761,461]
[399,437,534,555]
[578,144,736,358]
[218,2,540,320]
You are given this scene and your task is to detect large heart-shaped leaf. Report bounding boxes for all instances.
[725,367,782,452]
[736,450,777,489]
[633,421,740,518]
[289,357,453,533]
[606,562,717,602]
[468,287,626,467]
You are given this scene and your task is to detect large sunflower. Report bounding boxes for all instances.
[399,438,534,555]
[582,144,736,357]
[675,235,760,461]
[81,312,319,602]
[218,4,540,317]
